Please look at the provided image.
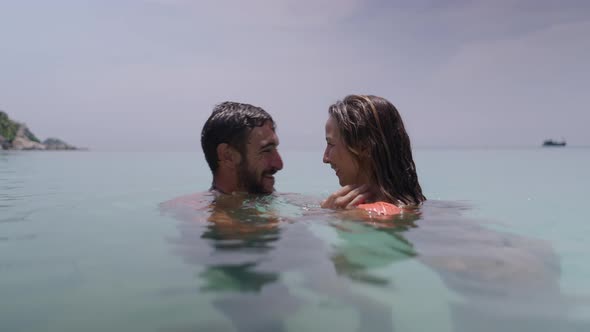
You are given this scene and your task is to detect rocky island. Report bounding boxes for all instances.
[1,111,80,150]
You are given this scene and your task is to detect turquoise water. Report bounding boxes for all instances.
[1,148,589,331]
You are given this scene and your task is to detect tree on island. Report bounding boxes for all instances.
[0,110,79,150]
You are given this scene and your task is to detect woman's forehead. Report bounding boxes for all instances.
[325,116,340,138]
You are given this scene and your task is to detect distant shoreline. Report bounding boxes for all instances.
[1,111,83,151]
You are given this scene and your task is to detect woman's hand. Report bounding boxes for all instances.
[321,184,370,209]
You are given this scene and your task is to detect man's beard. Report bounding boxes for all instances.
[237,162,275,194]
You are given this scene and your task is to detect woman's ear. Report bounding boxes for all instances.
[217,143,241,169]
[359,145,371,156]
[355,144,373,171]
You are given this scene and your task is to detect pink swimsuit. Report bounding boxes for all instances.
[357,202,401,216]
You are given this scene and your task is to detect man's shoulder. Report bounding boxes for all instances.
[160,191,216,212]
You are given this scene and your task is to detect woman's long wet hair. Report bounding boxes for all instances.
[328,95,426,205]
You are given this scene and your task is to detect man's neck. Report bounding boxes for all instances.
[212,168,240,194]
[210,182,235,195]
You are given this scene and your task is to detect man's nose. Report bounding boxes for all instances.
[272,151,284,170]
[323,148,330,164]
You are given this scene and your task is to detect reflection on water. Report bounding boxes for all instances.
[405,202,587,332]
[161,193,588,332]
[162,192,407,331]
[163,193,297,331]
[328,212,420,286]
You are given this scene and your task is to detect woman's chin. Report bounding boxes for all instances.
[337,177,349,186]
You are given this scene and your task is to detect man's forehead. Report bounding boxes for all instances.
[247,122,278,146]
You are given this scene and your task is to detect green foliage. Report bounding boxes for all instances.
[0,111,19,141]
[0,111,41,143]
[43,138,65,145]
[24,127,40,143]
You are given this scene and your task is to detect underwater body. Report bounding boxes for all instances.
[1,148,589,331]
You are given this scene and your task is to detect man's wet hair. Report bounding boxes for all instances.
[201,101,275,173]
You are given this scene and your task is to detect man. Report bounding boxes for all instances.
[163,102,295,332]
[201,101,283,195]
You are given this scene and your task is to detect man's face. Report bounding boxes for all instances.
[238,121,283,194]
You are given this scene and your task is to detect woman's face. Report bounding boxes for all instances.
[323,116,361,186]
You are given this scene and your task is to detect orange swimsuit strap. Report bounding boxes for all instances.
[357,201,401,216]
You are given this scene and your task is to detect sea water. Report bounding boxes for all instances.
[1,148,589,332]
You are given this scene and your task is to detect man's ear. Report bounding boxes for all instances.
[217,143,241,169]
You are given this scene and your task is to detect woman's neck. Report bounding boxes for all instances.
[362,184,384,203]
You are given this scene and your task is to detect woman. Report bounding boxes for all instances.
[321,94,425,215]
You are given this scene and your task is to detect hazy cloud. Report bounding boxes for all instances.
[0,0,588,150]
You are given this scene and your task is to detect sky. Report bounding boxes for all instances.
[1,0,589,151]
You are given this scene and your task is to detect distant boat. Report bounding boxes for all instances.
[542,139,566,147]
